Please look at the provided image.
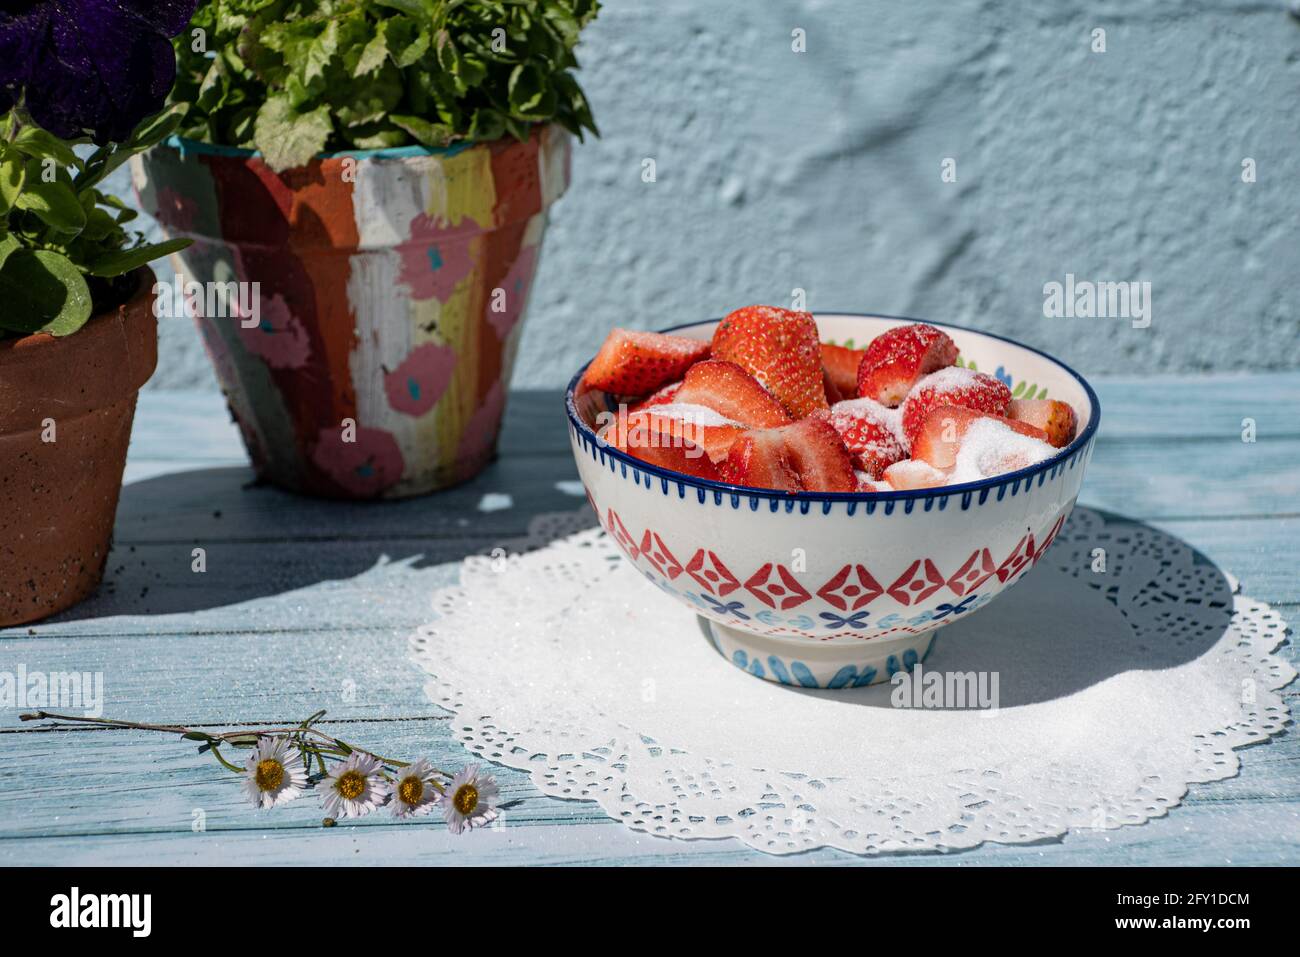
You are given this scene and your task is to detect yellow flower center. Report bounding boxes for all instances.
[398,776,424,805]
[254,758,284,792]
[453,783,479,815]
[336,769,367,800]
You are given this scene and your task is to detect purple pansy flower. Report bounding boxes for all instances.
[0,1,198,143]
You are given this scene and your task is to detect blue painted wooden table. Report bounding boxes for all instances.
[2,375,1297,865]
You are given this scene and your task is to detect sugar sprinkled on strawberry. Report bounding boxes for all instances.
[856,323,958,407]
[911,404,1048,470]
[711,305,828,419]
[672,359,792,428]
[827,397,907,477]
[948,417,1058,482]
[719,416,856,492]
[582,329,710,397]
[899,366,1011,448]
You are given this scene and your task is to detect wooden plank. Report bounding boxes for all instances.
[1091,372,1300,441]
[0,717,1296,865]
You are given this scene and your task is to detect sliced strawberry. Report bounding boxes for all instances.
[856,323,959,407]
[605,409,721,480]
[1007,398,1078,448]
[899,367,1012,448]
[781,415,857,492]
[711,305,828,418]
[911,404,1048,470]
[719,429,802,492]
[672,359,792,429]
[855,470,891,493]
[822,366,844,405]
[883,459,951,491]
[821,343,866,397]
[582,329,709,396]
[627,407,745,464]
[827,398,906,478]
[630,381,682,412]
[720,417,856,493]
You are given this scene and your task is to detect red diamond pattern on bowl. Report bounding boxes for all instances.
[947,548,996,597]
[1032,513,1067,565]
[996,533,1034,583]
[886,559,946,605]
[592,506,1071,625]
[686,549,741,596]
[744,563,813,610]
[817,564,884,611]
[606,508,639,560]
[639,530,683,580]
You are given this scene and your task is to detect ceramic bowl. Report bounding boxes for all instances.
[566,314,1100,689]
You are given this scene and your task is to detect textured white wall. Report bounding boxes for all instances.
[128,0,1300,389]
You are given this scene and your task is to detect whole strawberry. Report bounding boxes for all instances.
[711,305,828,419]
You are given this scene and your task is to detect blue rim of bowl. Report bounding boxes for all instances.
[564,312,1102,504]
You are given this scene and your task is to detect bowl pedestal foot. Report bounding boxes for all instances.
[706,620,939,689]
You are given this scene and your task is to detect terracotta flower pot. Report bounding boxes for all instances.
[131,127,571,499]
[0,270,157,626]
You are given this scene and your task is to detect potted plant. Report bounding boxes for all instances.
[134,0,600,498]
[0,2,197,625]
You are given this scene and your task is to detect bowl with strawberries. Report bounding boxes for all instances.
[566,307,1099,689]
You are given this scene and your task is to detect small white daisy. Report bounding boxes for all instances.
[439,765,500,834]
[390,758,441,818]
[320,752,390,818]
[242,737,308,809]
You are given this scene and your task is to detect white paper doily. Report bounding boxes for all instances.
[410,507,1294,855]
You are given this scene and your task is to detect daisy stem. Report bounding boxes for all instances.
[208,744,245,775]
[19,711,456,780]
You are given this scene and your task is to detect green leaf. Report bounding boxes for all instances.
[0,233,19,272]
[383,16,430,68]
[349,121,412,149]
[303,20,340,84]
[0,249,93,337]
[508,63,546,115]
[1012,381,1026,398]
[12,127,83,170]
[0,151,25,216]
[390,114,455,148]
[86,238,191,278]
[354,32,389,76]
[15,161,86,233]
[253,95,333,172]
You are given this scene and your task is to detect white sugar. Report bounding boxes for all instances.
[831,397,908,449]
[647,402,741,428]
[949,417,1056,483]
[907,365,983,397]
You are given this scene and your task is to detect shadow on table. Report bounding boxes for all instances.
[697,507,1239,708]
[37,459,597,624]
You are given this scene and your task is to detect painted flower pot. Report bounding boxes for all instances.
[0,270,157,626]
[132,127,571,498]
